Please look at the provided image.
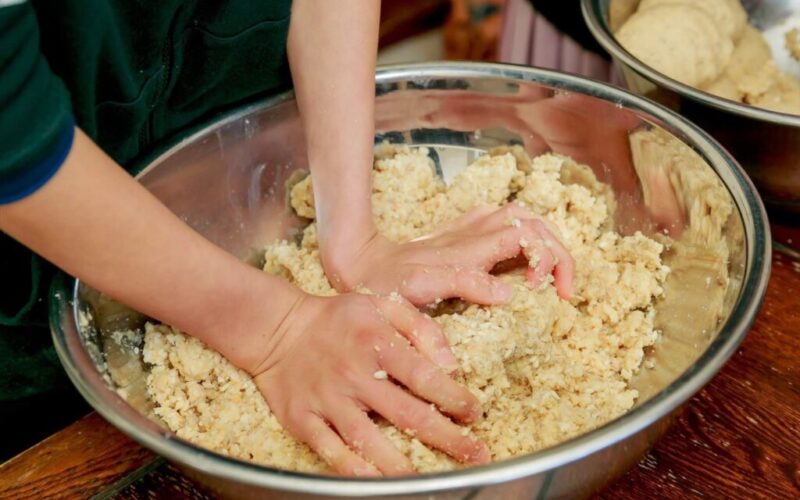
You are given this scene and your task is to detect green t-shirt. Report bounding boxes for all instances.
[0,0,293,399]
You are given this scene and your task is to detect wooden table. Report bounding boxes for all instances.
[1,236,799,499]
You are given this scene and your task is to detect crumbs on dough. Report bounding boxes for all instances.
[143,145,672,474]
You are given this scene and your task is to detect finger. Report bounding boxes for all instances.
[453,203,549,267]
[374,295,457,370]
[478,209,575,300]
[482,204,567,242]
[379,339,480,422]
[465,223,541,271]
[293,414,381,477]
[442,204,497,232]
[477,203,537,231]
[416,205,496,241]
[403,265,514,306]
[524,237,555,290]
[529,219,575,299]
[327,402,414,476]
[362,382,490,465]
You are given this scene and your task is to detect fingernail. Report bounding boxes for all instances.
[393,462,416,476]
[470,442,491,464]
[467,405,483,423]
[353,465,382,478]
[475,445,491,464]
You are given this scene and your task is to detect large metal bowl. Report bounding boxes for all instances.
[50,62,770,499]
[582,0,800,220]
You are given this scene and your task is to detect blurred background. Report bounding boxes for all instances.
[379,0,620,83]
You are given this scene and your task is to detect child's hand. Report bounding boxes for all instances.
[250,292,489,476]
[323,203,575,306]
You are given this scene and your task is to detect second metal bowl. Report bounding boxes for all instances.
[583,0,800,220]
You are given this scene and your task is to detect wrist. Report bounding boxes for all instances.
[319,227,387,292]
[312,195,377,290]
[191,264,307,375]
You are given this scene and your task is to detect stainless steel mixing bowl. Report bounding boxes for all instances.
[582,0,800,220]
[50,62,770,499]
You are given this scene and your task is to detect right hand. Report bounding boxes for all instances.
[321,203,575,307]
[250,292,490,477]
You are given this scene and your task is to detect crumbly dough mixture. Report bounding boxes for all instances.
[788,28,800,62]
[617,0,800,114]
[143,146,671,474]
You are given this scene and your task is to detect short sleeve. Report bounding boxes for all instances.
[0,2,74,204]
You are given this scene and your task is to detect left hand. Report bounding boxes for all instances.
[252,291,488,476]
[322,203,575,306]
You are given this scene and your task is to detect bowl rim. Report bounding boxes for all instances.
[581,0,800,127]
[50,61,772,497]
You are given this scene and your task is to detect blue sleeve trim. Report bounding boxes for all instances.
[0,119,74,205]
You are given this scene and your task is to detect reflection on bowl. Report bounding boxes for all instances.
[583,0,800,220]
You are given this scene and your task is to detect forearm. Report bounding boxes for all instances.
[0,128,300,373]
[288,0,380,270]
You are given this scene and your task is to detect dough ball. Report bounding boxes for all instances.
[700,24,770,100]
[743,62,800,114]
[609,0,640,32]
[724,25,772,83]
[638,0,748,41]
[617,4,734,86]
[704,74,744,101]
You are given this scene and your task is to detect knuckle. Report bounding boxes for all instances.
[393,294,414,311]
[500,226,524,246]
[505,202,530,219]
[409,363,437,389]
[416,316,443,340]
[354,328,379,349]
[455,267,480,289]
[519,220,539,238]
[453,265,470,279]
[464,204,492,224]
[339,420,369,447]
[403,265,439,301]
[333,362,364,385]
[424,326,449,351]
[400,266,431,302]
[345,296,375,320]
[284,404,313,434]
[407,265,431,287]
[396,403,434,430]
[500,203,517,217]
[361,337,390,363]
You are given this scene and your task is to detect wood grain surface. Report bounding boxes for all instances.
[0,413,156,499]
[597,251,800,499]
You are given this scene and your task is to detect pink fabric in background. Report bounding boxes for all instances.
[498,0,625,86]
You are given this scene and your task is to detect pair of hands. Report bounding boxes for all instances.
[248,203,574,476]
